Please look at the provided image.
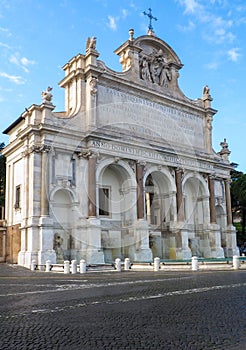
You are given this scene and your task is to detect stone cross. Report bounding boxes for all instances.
[143,8,157,32]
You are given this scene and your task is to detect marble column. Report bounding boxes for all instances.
[208,175,216,224]
[41,147,50,216]
[175,168,184,222]
[88,154,97,217]
[224,179,232,226]
[136,162,144,219]
[86,153,104,263]
[39,145,56,266]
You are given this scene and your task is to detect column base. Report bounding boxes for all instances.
[86,249,105,264]
[134,219,153,262]
[20,251,38,269]
[38,249,57,265]
[224,225,239,257]
[86,217,105,264]
[134,248,153,262]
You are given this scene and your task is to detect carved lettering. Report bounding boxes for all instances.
[97,86,204,149]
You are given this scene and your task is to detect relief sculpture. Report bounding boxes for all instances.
[139,49,172,87]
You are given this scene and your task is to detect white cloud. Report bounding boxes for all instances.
[107,15,117,31]
[0,41,11,49]
[9,53,36,73]
[227,48,240,62]
[205,61,220,70]
[122,9,128,19]
[0,26,11,36]
[180,0,200,14]
[179,0,237,44]
[21,57,36,66]
[178,20,195,31]
[0,72,25,84]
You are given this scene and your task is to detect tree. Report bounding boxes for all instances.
[0,142,6,210]
[231,170,246,242]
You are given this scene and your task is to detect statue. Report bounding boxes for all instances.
[53,233,64,262]
[41,86,53,104]
[89,77,98,96]
[139,49,172,87]
[86,36,97,51]
[140,56,152,82]
[203,85,210,97]
[202,85,213,108]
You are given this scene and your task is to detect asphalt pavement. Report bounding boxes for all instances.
[0,263,246,350]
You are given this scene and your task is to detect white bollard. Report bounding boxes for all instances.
[64,260,70,274]
[80,259,87,274]
[154,257,160,271]
[233,255,240,270]
[115,258,121,272]
[45,260,51,272]
[30,260,36,271]
[124,258,131,271]
[71,260,77,274]
[191,256,199,271]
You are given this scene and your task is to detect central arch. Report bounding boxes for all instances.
[183,174,210,257]
[144,168,176,259]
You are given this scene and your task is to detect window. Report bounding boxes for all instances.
[99,187,110,216]
[14,185,21,209]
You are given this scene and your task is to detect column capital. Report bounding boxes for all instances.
[136,160,146,167]
[175,167,184,176]
[224,178,232,185]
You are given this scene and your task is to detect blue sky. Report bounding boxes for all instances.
[0,0,245,172]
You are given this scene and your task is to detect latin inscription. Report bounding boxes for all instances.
[89,140,214,171]
[97,86,205,149]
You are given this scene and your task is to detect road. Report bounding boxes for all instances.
[0,264,245,349]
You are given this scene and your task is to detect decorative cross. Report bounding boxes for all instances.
[143,8,157,31]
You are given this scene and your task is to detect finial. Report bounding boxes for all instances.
[219,138,231,162]
[143,8,157,35]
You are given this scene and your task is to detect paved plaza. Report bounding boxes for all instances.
[0,264,246,349]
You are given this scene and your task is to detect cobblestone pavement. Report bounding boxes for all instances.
[0,264,246,350]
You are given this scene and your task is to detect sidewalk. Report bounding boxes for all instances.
[1,258,245,277]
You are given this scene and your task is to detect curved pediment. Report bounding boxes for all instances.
[134,35,183,68]
[114,32,186,99]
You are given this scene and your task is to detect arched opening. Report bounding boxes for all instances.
[98,163,136,262]
[145,171,174,259]
[183,177,209,257]
[145,172,173,226]
[51,189,75,262]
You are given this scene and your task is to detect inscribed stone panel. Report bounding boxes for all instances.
[97,86,205,150]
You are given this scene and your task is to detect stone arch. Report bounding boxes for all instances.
[183,173,209,225]
[50,185,79,204]
[143,167,176,259]
[143,167,176,226]
[183,173,210,257]
[97,159,137,222]
[50,187,80,262]
[97,159,137,262]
